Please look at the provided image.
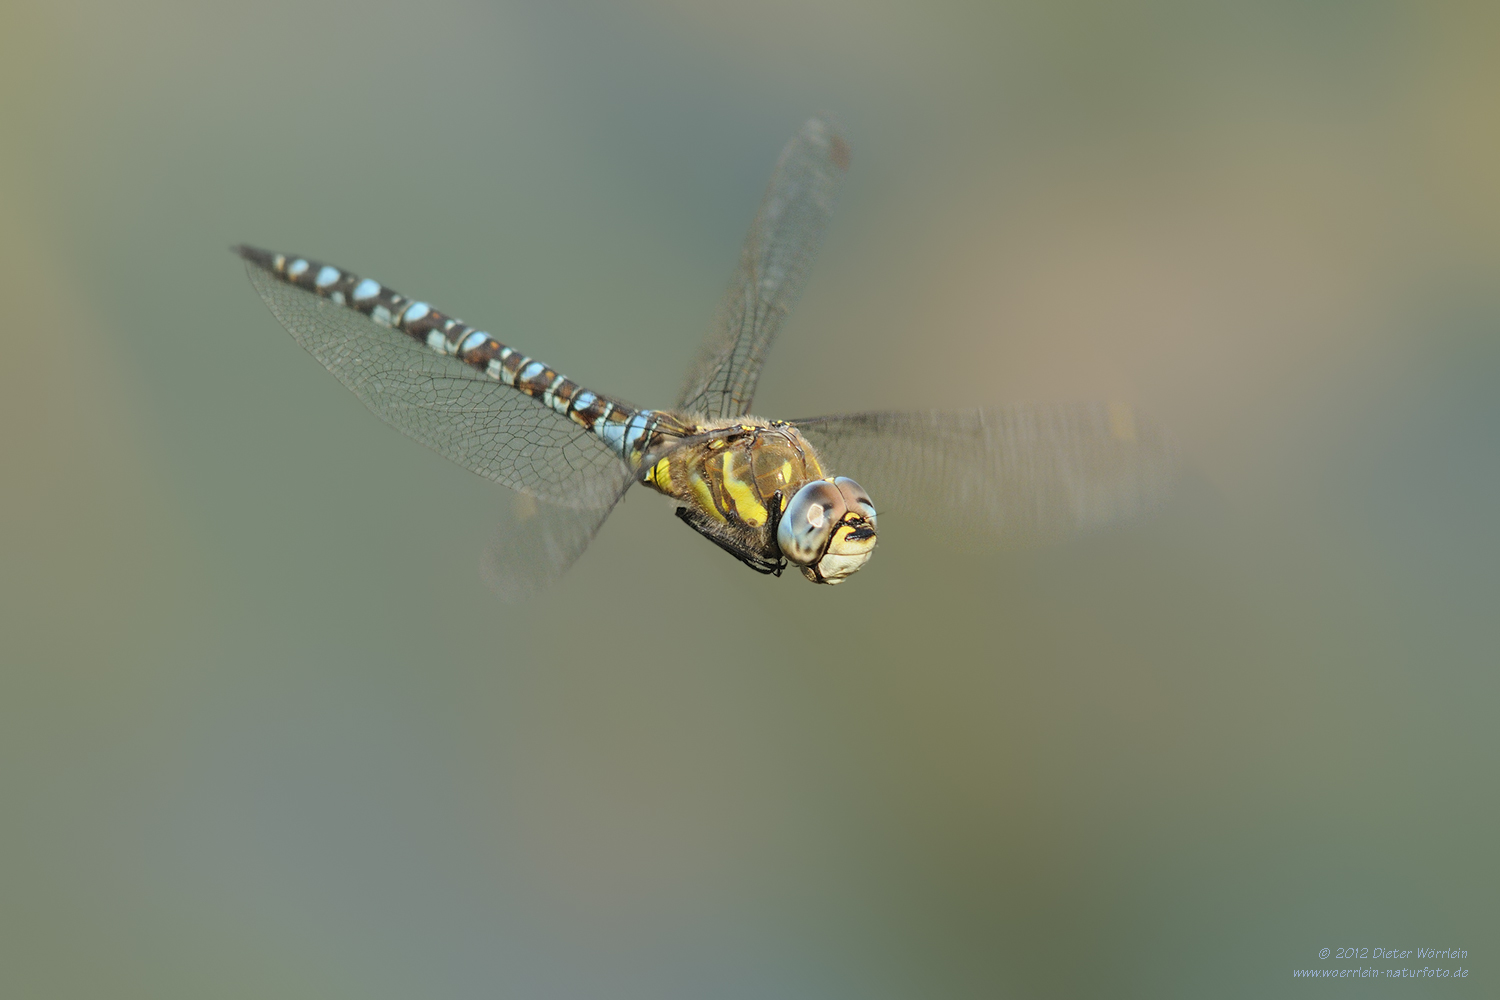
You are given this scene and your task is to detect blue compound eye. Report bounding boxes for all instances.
[777,480,847,566]
[833,477,877,528]
[809,477,878,584]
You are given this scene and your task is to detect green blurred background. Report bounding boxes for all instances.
[2,1,1496,997]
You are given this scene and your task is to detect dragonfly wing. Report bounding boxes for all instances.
[679,118,849,418]
[480,488,631,600]
[245,259,633,511]
[793,405,1179,545]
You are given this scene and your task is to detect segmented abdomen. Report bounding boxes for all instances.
[236,245,665,465]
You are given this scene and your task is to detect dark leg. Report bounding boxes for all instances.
[675,507,785,576]
[763,491,786,578]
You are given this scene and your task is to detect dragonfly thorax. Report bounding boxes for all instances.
[640,418,878,583]
[642,420,818,525]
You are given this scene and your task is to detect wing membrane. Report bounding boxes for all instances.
[480,491,629,600]
[794,405,1178,545]
[246,261,633,511]
[679,118,849,418]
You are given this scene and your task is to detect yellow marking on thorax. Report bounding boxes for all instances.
[688,470,724,522]
[718,450,767,527]
[645,455,672,493]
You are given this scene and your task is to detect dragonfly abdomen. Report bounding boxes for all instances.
[235,245,669,466]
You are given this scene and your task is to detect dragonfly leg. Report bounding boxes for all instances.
[674,506,784,576]
[765,490,786,578]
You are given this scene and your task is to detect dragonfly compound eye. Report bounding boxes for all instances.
[832,477,877,529]
[777,478,878,584]
[778,480,847,567]
[810,477,877,584]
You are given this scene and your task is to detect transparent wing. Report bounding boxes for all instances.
[793,405,1179,545]
[679,118,849,418]
[246,261,633,511]
[480,491,630,601]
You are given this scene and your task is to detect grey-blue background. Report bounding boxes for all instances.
[3,1,1495,996]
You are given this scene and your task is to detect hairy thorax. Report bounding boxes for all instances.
[642,417,825,531]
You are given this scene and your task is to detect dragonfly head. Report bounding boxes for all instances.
[777,477,878,584]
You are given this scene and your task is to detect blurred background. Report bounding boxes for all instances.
[2,1,1496,997]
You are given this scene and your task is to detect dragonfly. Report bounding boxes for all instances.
[237,118,1175,594]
